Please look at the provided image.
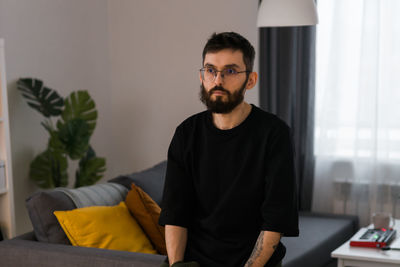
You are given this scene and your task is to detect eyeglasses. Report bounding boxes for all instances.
[199,67,250,83]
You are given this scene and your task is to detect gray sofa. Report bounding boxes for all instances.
[0,161,358,267]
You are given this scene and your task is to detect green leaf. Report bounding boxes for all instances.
[17,78,64,118]
[48,130,66,154]
[29,149,68,188]
[41,120,66,153]
[62,91,97,135]
[75,146,106,188]
[57,118,91,160]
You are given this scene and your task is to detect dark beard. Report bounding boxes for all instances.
[199,79,247,114]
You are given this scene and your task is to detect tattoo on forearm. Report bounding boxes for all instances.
[244,232,264,267]
[245,232,281,267]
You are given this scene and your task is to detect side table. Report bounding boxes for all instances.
[331,219,400,267]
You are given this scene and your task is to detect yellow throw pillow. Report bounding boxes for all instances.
[125,183,166,255]
[54,201,157,254]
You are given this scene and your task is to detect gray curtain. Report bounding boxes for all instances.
[259,26,316,211]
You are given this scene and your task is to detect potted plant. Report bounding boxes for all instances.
[17,78,106,188]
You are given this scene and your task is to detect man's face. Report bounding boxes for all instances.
[199,49,250,114]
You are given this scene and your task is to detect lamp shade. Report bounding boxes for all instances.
[257,0,318,27]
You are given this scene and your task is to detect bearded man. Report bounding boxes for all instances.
[159,32,299,267]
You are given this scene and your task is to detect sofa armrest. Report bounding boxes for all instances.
[282,212,358,267]
[0,233,166,267]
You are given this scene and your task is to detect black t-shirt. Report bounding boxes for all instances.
[159,104,299,267]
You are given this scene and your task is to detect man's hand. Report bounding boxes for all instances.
[244,231,282,267]
[165,225,188,265]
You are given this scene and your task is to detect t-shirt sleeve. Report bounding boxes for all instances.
[158,126,195,228]
[261,121,299,237]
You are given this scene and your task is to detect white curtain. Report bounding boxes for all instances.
[312,0,400,226]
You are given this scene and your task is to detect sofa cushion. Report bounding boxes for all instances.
[109,161,167,205]
[125,183,166,255]
[26,190,76,244]
[25,183,129,245]
[54,201,157,254]
[54,182,128,208]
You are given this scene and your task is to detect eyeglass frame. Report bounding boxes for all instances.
[199,66,251,83]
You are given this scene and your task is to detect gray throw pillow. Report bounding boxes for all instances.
[108,161,167,205]
[25,190,76,244]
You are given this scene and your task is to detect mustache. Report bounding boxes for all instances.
[209,86,230,95]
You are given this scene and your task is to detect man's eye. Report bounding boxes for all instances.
[225,69,237,75]
[206,68,216,74]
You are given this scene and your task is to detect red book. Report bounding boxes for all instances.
[350,228,396,248]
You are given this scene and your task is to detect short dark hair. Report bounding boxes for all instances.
[202,32,255,72]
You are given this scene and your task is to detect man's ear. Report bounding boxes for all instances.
[245,72,258,90]
[199,71,203,83]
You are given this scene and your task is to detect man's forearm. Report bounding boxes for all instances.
[244,231,282,267]
[165,225,188,265]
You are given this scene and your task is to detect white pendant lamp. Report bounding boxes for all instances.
[257,0,318,27]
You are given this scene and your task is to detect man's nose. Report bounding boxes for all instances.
[214,71,224,86]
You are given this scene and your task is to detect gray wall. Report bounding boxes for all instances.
[107,0,259,175]
[0,0,259,235]
[0,0,111,236]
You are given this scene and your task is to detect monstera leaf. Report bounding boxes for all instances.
[57,118,90,160]
[42,120,66,153]
[17,78,64,118]
[75,146,106,188]
[62,91,97,135]
[29,149,68,188]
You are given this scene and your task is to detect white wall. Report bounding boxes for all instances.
[0,0,111,235]
[106,0,260,175]
[0,0,259,235]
